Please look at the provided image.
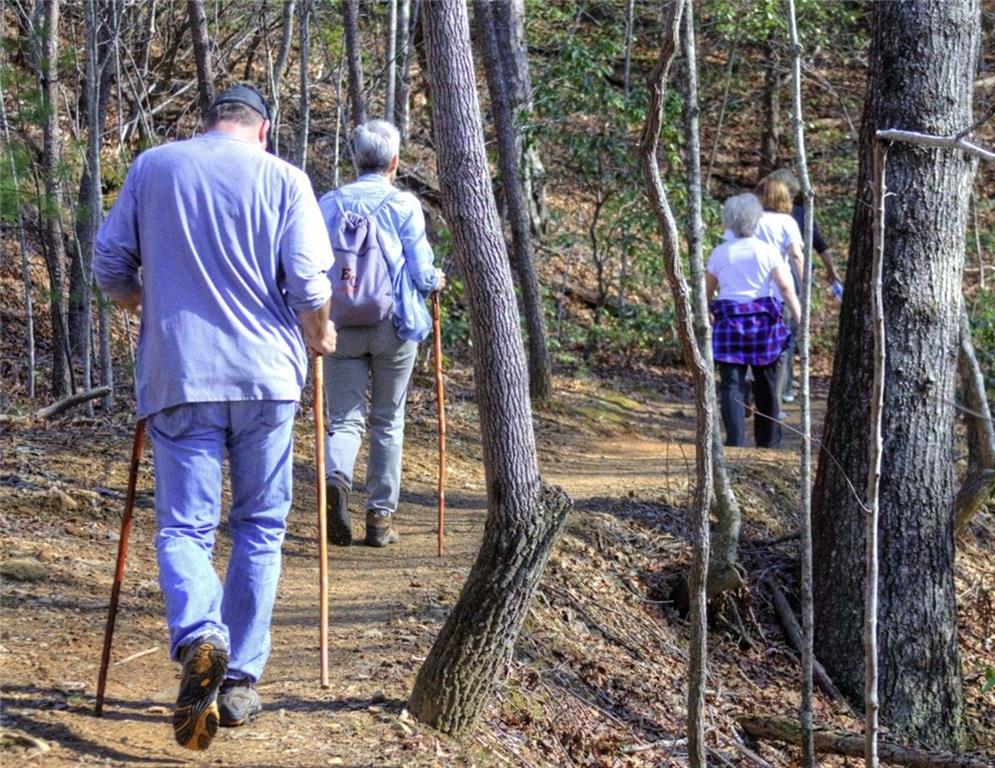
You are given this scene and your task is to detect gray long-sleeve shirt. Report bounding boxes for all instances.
[95,131,333,416]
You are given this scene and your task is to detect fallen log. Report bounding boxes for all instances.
[761,575,853,711]
[34,387,111,420]
[739,716,993,768]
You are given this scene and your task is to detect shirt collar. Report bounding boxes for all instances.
[201,129,258,147]
[357,172,392,185]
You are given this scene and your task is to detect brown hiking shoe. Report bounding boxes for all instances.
[365,510,400,547]
[172,634,227,751]
[326,478,352,546]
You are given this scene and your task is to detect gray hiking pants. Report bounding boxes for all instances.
[323,318,418,515]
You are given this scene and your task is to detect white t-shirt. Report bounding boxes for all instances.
[707,236,783,303]
[725,212,801,301]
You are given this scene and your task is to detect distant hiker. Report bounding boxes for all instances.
[95,84,335,750]
[759,169,844,405]
[708,194,802,448]
[318,120,445,548]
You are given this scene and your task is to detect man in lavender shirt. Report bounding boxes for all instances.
[95,84,335,751]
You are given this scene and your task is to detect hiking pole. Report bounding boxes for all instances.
[431,293,447,558]
[313,354,330,689]
[95,418,146,717]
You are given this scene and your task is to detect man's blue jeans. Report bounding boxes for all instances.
[148,400,296,682]
[323,318,418,514]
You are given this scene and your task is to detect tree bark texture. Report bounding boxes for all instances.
[269,0,295,154]
[187,0,215,122]
[679,0,742,598]
[39,0,71,397]
[296,0,310,170]
[407,0,571,738]
[475,0,552,405]
[342,0,367,130]
[639,3,714,765]
[758,37,781,180]
[812,0,978,749]
[396,0,417,141]
[954,308,995,533]
[385,0,397,122]
[785,2,816,762]
[491,0,547,236]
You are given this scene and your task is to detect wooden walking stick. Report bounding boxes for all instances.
[95,418,146,717]
[431,293,447,557]
[313,354,330,689]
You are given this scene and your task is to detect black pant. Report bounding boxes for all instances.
[718,362,781,448]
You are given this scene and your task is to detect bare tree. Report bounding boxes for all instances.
[187,0,215,121]
[639,2,713,765]
[623,0,635,99]
[812,0,978,749]
[38,0,72,397]
[296,0,310,170]
[491,0,547,236]
[679,0,743,599]
[342,0,367,130]
[396,0,416,141]
[954,309,995,533]
[475,0,552,404]
[785,0,815,763]
[270,0,296,155]
[385,0,397,122]
[758,34,782,179]
[0,29,35,399]
[407,0,571,737]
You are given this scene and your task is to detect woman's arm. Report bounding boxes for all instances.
[706,272,719,300]
[772,263,802,322]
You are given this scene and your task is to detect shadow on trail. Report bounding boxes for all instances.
[0,709,186,765]
[570,495,688,539]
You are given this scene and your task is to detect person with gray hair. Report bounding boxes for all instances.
[707,194,801,448]
[317,120,445,547]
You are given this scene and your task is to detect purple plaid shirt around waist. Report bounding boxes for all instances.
[710,296,789,366]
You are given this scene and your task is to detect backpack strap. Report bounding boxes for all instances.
[369,189,400,217]
[333,187,399,218]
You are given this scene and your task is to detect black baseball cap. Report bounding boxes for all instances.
[210,84,271,122]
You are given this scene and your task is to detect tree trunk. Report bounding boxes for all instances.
[187,0,215,122]
[385,0,397,122]
[39,0,71,398]
[954,308,995,533]
[342,0,367,130]
[270,0,296,155]
[396,0,416,141]
[296,0,310,170]
[639,3,713,765]
[475,0,552,405]
[622,0,635,99]
[679,0,742,598]
[0,43,35,399]
[785,3,816,763]
[812,0,977,749]
[758,36,781,180]
[407,0,571,738]
[491,0,547,236]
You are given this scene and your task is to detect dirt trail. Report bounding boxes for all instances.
[1,385,707,768]
[3,381,991,767]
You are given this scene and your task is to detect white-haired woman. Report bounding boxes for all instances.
[317,120,445,547]
[707,194,801,448]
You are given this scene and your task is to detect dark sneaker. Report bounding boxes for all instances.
[172,635,228,751]
[327,479,352,546]
[365,510,400,547]
[218,678,262,727]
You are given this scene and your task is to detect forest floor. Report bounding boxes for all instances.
[1,362,993,767]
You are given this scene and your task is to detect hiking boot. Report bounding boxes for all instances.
[172,634,228,751]
[365,510,400,547]
[218,678,262,727]
[327,478,352,546]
